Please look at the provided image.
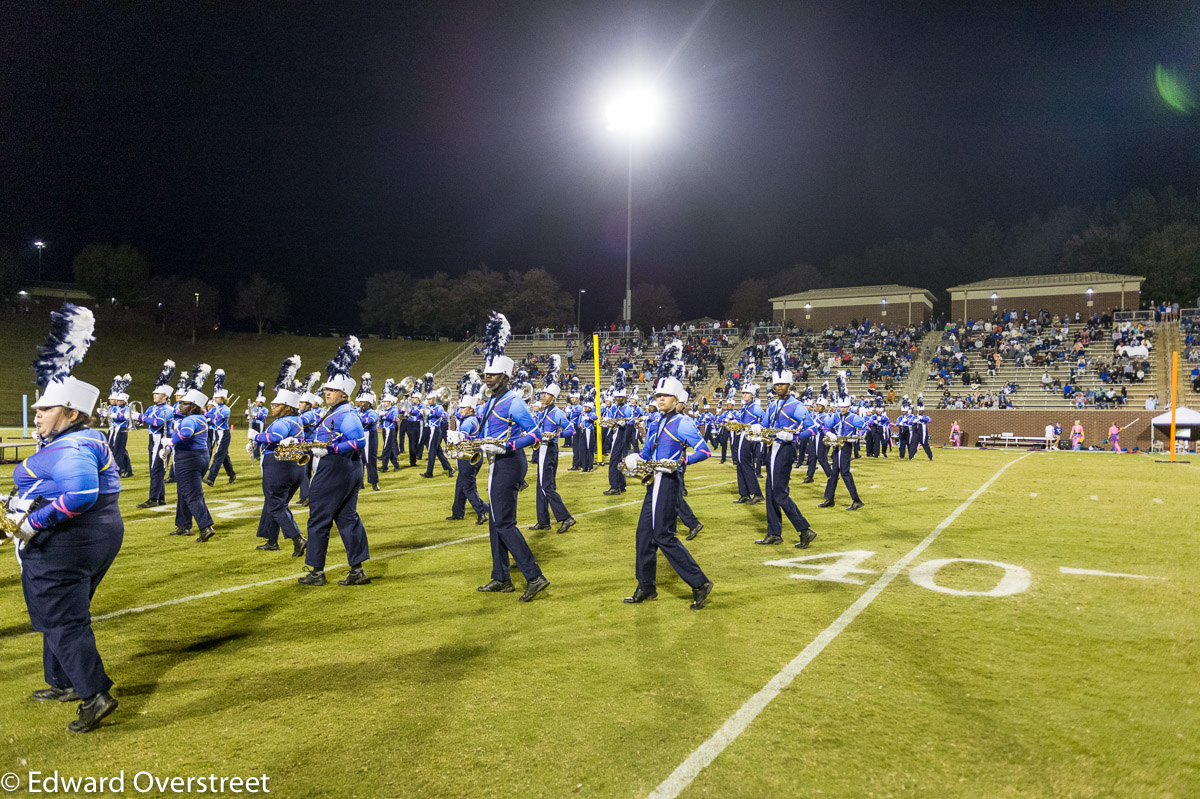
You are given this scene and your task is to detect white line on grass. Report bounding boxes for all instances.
[645,452,1034,799]
[19,480,737,633]
[1059,567,1166,580]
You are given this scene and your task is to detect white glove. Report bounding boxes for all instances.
[775,430,794,443]
[624,453,642,471]
[617,419,627,428]
[280,437,298,447]
[654,462,675,473]
[751,423,762,435]
[480,443,506,457]
[446,430,464,445]
[160,440,174,455]
[7,513,37,543]
[823,432,838,447]
[308,447,329,459]
[245,440,256,455]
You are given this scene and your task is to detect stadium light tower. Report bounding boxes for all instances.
[605,81,662,328]
[34,240,45,281]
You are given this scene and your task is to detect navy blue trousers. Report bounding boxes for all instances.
[907,426,933,460]
[451,457,488,517]
[109,429,132,475]
[362,429,379,485]
[174,448,214,529]
[634,472,707,592]
[407,423,425,465]
[205,429,236,482]
[823,444,861,502]
[20,494,123,699]
[806,437,831,480]
[298,460,312,502]
[534,442,571,524]
[579,428,595,471]
[380,428,400,470]
[147,431,167,502]
[256,453,304,544]
[735,433,762,498]
[424,426,452,476]
[486,450,542,582]
[765,440,810,536]
[608,428,631,490]
[305,452,370,570]
[676,464,700,530]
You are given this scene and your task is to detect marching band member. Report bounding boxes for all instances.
[248,384,268,460]
[566,378,583,471]
[249,355,306,556]
[672,387,705,540]
[163,364,217,541]
[733,382,764,505]
[895,395,913,455]
[474,312,550,602]
[295,372,323,507]
[421,382,454,479]
[578,394,598,472]
[600,394,615,457]
[406,381,426,465]
[203,369,237,486]
[356,373,381,491]
[418,373,435,457]
[103,374,134,478]
[802,390,831,484]
[906,395,933,461]
[378,379,401,472]
[164,373,188,484]
[754,340,818,549]
[529,356,577,534]
[622,347,714,610]
[299,336,371,587]
[604,368,635,495]
[4,304,122,732]
[136,360,175,508]
[819,377,866,511]
[445,371,489,524]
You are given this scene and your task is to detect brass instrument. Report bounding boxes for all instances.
[618,456,684,486]
[599,417,623,429]
[433,386,451,406]
[444,437,509,466]
[0,496,37,541]
[823,432,857,447]
[517,383,535,402]
[396,376,416,398]
[747,426,794,443]
[723,420,751,435]
[274,441,333,464]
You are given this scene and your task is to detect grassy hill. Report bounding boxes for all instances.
[0,313,459,425]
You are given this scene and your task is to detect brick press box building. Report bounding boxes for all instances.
[946,271,1144,322]
[770,284,936,329]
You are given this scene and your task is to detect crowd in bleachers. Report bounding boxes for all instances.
[1183,314,1200,394]
[927,309,1154,409]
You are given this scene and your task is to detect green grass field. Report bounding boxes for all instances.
[1,440,1197,798]
[0,315,459,421]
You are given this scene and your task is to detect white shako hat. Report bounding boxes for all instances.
[173,369,188,398]
[457,370,484,407]
[652,339,686,401]
[741,381,760,396]
[31,303,100,415]
[253,381,266,403]
[356,372,376,403]
[612,366,628,398]
[211,368,229,399]
[481,311,514,376]
[108,373,132,402]
[181,363,212,407]
[270,355,302,408]
[768,338,792,384]
[381,378,397,403]
[542,354,562,397]
[322,335,361,396]
[153,360,176,395]
[298,371,322,405]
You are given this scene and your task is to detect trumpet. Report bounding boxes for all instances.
[619,456,684,486]
[274,441,334,464]
[444,437,509,466]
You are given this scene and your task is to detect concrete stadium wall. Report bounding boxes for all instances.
[777,302,931,329]
[925,408,1155,450]
[956,291,1131,322]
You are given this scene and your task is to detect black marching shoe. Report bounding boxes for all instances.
[169,527,191,536]
[747,495,764,505]
[371,483,380,491]
[475,511,489,525]
[420,473,434,479]
[228,475,236,484]
[686,521,703,541]
[202,478,215,487]
[603,488,622,496]
[623,587,657,603]
[683,488,689,497]
[136,500,157,509]
[755,534,784,545]
[298,497,309,507]
[817,498,835,508]
[801,477,814,484]
[796,528,818,549]
[527,523,552,531]
[518,480,529,492]
[732,496,748,504]
[339,566,370,586]
[165,477,175,484]
[690,581,714,610]
[477,579,514,593]
[447,468,455,477]
[555,517,576,534]
[68,691,118,733]
[518,574,550,603]
[446,514,465,521]
[256,541,280,551]
[298,568,327,586]
[196,526,216,543]
[32,686,80,702]
[292,536,307,558]
[845,500,864,511]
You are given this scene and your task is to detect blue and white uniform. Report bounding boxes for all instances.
[204,402,236,483]
[760,393,816,541]
[253,414,306,546]
[478,389,544,584]
[305,402,370,573]
[171,411,213,531]
[139,401,172,503]
[533,405,575,527]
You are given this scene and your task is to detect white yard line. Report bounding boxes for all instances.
[646,452,1034,799]
[4,480,736,636]
[1060,567,1166,580]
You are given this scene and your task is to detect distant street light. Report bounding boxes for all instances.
[605,81,662,328]
[192,292,200,344]
[34,240,45,281]
[577,289,586,333]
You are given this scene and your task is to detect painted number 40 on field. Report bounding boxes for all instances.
[763,551,1164,597]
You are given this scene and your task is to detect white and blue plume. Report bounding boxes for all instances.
[326,335,362,381]
[32,303,95,388]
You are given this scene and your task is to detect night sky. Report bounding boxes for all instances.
[3,1,1198,328]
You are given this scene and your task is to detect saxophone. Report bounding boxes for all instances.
[619,456,684,486]
[274,441,331,464]
[444,437,509,465]
[0,495,38,541]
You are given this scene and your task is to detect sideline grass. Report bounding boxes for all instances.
[0,440,1196,797]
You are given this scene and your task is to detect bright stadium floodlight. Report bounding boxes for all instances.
[605,80,664,327]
